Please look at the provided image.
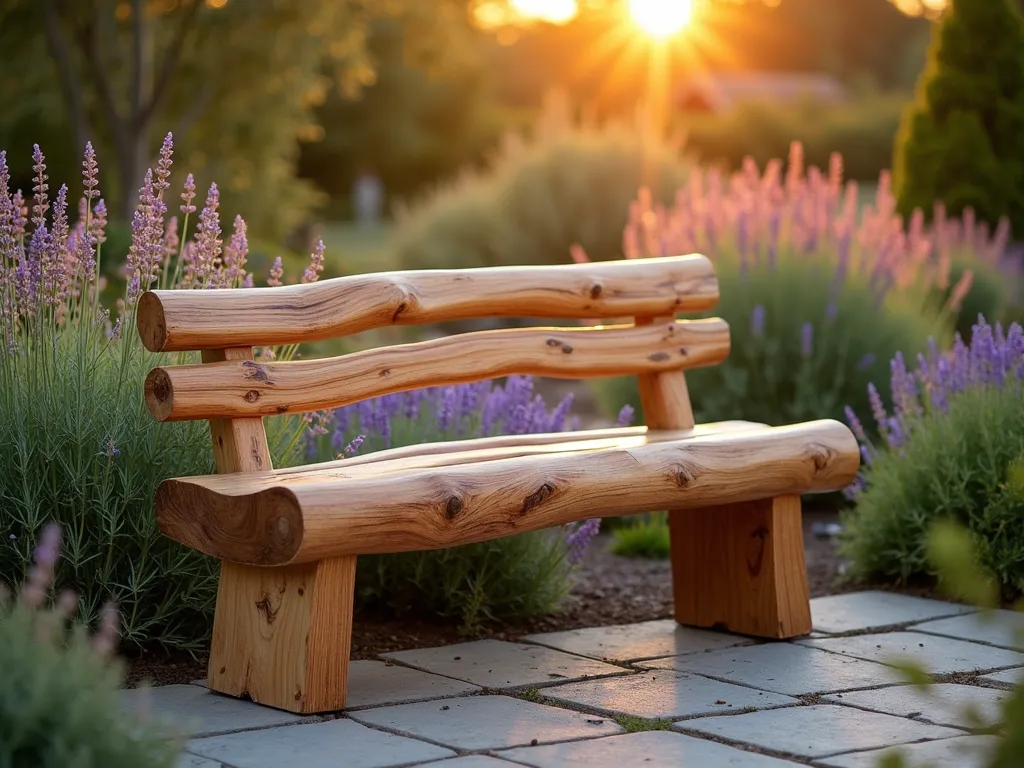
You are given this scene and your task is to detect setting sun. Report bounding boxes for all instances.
[629,0,693,38]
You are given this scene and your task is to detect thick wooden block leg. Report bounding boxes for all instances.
[207,556,357,714]
[669,495,811,639]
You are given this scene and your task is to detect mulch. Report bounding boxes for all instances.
[125,506,941,689]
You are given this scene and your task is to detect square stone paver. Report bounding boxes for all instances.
[382,639,625,690]
[676,704,959,759]
[913,610,1024,651]
[800,632,1024,675]
[349,694,622,750]
[979,667,1024,686]
[642,642,901,695]
[810,592,974,634]
[120,684,304,737]
[420,758,516,767]
[187,719,454,768]
[522,619,748,662]
[500,730,801,766]
[824,683,1008,729]
[542,669,797,720]
[346,660,481,709]
[817,734,1000,768]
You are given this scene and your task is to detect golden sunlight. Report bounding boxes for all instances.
[509,0,579,25]
[629,0,693,39]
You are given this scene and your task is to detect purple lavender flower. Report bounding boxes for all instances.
[750,304,766,337]
[856,353,876,371]
[566,518,601,564]
[436,386,457,432]
[180,173,197,215]
[82,142,100,201]
[154,133,174,195]
[342,435,365,457]
[267,256,284,287]
[223,215,248,288]
[616,404,636,427]
[191,183,222,287]
[302,239,325,284]
[800,322,814,358]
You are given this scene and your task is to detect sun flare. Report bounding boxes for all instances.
[629,0,693,39]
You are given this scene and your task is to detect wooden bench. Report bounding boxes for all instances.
[137,253,860,714]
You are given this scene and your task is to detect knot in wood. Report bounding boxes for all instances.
[673,462,699,488]
[648,352,670,363]
[241,360,271,382]
[805,442,835,473]
[589,283,603,299]
[244,389,260,403]
[445,496,464,520]
[149,370,171,403]
[521,482,556,515]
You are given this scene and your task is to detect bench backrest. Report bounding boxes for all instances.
[137,255,727,447]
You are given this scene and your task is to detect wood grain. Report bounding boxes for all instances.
[154,419,860,566]
[200,347,356,714]
[669,495,813,637]
[136,254,719,352]
[145,318,730,422]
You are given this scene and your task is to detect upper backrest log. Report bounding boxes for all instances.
[137,254,728,424]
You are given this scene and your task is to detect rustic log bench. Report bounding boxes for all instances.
[137,253,859,714]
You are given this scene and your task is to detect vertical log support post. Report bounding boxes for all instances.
[202,348,357,713]
[635,318,812,639]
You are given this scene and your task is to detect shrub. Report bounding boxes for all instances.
[0,139,308,649]
[583,146,980,431]
[841,317,1024,598]
[0,524,180,768]
[894,0,1024,235]
[610,512,670,560]
[305,377,601,632]
[682,94,905,183]
[390,96,690,273]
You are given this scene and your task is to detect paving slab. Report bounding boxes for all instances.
[979,667,1024,686]
[345,660,481,709]
[810,592,974,634]
[676,704,959,759]
[522,619,749,662]
[500,730,801,766]
[349,694,622,750]
[816,734,1000,768]
[382,639,625,690]
[119,684,305,738]
[800,631,1024,675]
[641,641,901,695]
[541,669,797,720]
[824,683,1008,729]
[187,719,454,768]
[913,610,1024,651]
[419,758,516,767]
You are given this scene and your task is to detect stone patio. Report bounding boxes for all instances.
[121,591,1021,767]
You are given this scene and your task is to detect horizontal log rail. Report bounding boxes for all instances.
[136,254,718,352]
[144,318,730,422]
[155,419,859,566]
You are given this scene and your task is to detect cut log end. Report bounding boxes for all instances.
[144,368,175,422]
[156,482,304,566]
[137,291,169,352]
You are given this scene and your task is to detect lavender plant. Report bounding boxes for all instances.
[841,317,1024,597]
[306,377,604,632]
[578,144,1011,432]
[0,138,310,649]
[0,524,180,768]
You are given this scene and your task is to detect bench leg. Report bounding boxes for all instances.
[669,495,812,639]
[206,556,357,714]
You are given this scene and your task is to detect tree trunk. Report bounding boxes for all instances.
[117,125,151,221]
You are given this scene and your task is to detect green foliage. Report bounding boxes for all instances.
[0,529,180,768]
[610,512,670,560]
[894,0,1024,235]
[613,716,674,733]
[683,95,905,183]
[390,104,690,272]
[841,385,1024,598]
[358,533,573,633]
[594,258,947,430]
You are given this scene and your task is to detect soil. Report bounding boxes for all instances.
[124,506,941,689]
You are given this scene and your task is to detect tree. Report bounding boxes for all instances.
[894,0,1024,235]
[0,0,480,237]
